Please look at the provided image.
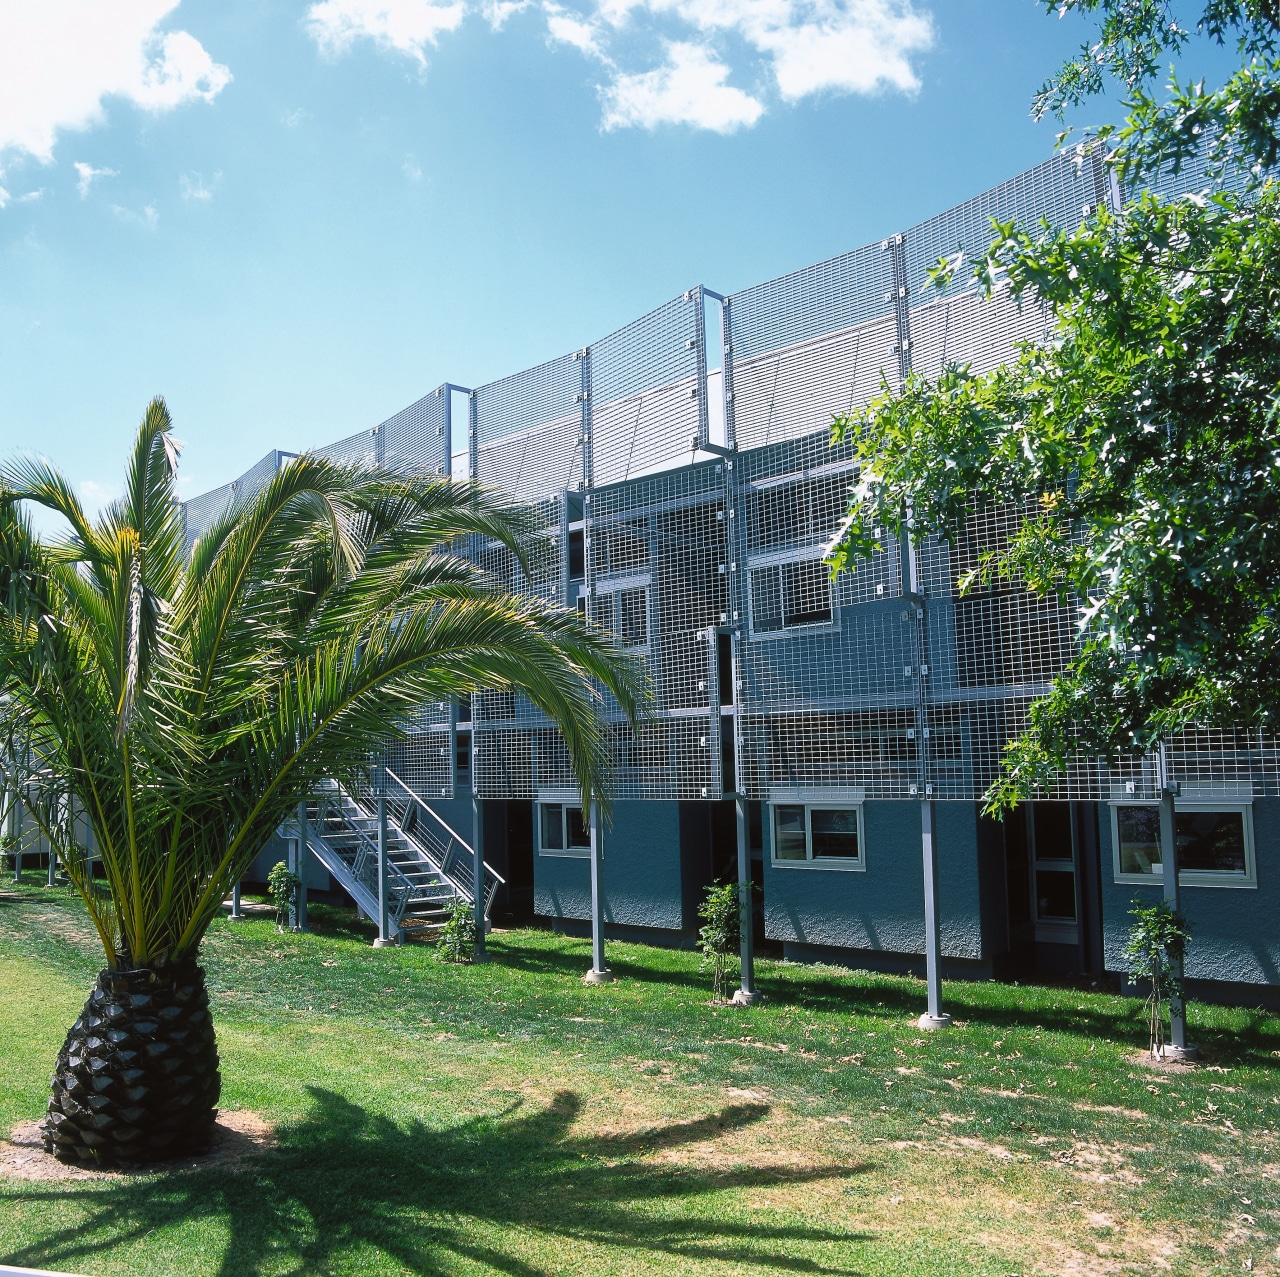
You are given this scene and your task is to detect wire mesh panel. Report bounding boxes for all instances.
[471,496,576,799]
[310,427,380,467]
[181,451,283,551]
[474,355,584,499]
[583,458,729,800]
[385,716,456,799]
[380,390,448,476]
[182,480,235,551]
[909,287,1053,380]
[727,244,898,452]
[733,427,910,799]
[905,147,1106,301]
[589,292,703,486]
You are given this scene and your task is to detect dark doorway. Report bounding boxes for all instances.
[500,800,535,925]
[1002,802,1084,978]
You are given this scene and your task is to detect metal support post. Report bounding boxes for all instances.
[287,834,300,931]
[472,793,488,963]
[1157,752,1196,1059]
[295,801,309,932]
[11,799,22,884]
[731,795,761,1006]
[373,794,395,948]
[230,881,244,920]
[918,800,952,1029]
[583,801,613,984]
[47,844,57,887]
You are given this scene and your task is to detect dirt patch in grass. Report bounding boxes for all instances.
[0,1110,275,1181]
[1127,1049,1200,1074]
[1072,1101,1148,1120]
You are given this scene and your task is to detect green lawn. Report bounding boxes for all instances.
[2,883,1279,1276]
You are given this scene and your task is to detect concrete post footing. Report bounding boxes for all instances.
[917,1013,953,1031]
[1159,1042,1199,1062]
[583,968,614,985]
[731,988,763,1007]
[372,937,397,949]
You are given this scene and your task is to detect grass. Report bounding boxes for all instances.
[1,882,1279,1275]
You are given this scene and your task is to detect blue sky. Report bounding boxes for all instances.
[0,0,1232,506]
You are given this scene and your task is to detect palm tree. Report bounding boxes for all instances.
[0,399,647,1165]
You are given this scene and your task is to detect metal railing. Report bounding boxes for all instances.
[381,767,505,917]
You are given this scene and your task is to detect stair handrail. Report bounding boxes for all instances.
[287,804,417,925]
[383,767,506,885]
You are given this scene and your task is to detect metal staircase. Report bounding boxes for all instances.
[282,768,504,942]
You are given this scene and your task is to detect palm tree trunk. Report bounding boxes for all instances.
[43,960,221,1163]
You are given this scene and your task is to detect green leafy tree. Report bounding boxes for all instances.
[698,881,742,1002]
[1123,899,1192,1057]
[827,3,1280,807]
[0,400,647,1163]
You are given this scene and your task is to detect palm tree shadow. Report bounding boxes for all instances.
[7,1087,874,1276]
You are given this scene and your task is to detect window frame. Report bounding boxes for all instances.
[1109,800,1257,889]
[747,551,838,641]
[769,802,865,872]
[592,576,651,650]
[536,802,592,859]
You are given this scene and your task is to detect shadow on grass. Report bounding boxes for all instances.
[488,937,1280,1067]
[4,1088,871,1277]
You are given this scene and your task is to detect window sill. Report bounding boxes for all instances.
[538,849,590,860]
[771,857,865,873]
[1114,872,1257,890]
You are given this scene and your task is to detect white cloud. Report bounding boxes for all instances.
[602,42,763,132]
[483,0,531,26]
[0,187,8,210]
[18,189,44,203]
[542,2,605,55]
[306,0,468,67]
[306,0,933,130]
[79,479,118,513]
[282,107,310,128]
[599,0,933,100]
[402,154,423,179]
[112,202,159,229]
[75,161,117,198]
[179,169,220,200]
[0,2,231,163]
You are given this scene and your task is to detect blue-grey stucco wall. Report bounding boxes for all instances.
[534,800,684,930]
[246,833,331,891]
[762,800,987,961]
[1101,797,1280,987]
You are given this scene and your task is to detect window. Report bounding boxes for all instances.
[750,559,833,635]
[594,586,648,647]
[771,804,864,870]
[537,803,592,857]
[1030,802,1076,924]
[568,528,585,580]
[1111,802,1256,887]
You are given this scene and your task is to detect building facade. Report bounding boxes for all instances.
[184,144,1280,1005]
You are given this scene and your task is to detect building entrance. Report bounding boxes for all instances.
[1004,802,1082,977]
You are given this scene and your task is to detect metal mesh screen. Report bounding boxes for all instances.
[380,390,447,476]
[589,291,703,486]
[181,450,283,551]
[474,355,584,499]
[905,147,1107,299]
[183,145,1275,808]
